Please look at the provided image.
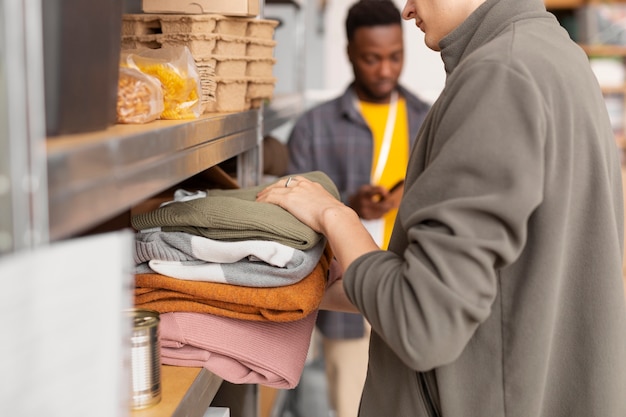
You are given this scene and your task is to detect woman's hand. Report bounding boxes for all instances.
[256,175,348,236]
[256,175,380,277]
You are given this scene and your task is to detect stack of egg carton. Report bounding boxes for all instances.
[121,13,278,113]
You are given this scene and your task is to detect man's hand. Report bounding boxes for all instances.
[349,183,403,220]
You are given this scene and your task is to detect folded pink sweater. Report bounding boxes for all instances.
[159,310,317,389]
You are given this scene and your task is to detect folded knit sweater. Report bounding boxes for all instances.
[131,171,339,250]
[134,244,333,322]
[134,231,325,287]
[159,310,317,389]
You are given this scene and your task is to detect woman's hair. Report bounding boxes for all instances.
[345,0,402,41]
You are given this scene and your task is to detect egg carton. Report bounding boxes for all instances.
[200,76,276,113]
[122,14,278,40]
[121,33,276,59]
[195,55,276,78]
[197,65,217,105]
[246,77,276,100]
[202,77,249,113]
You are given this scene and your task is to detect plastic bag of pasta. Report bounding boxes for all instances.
[116,66,164,124]
[121,46,201,120]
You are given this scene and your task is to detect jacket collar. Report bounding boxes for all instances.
[339,84,363,124]
[439,0,547,75]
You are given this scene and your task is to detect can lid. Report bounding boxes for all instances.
[125,308,160,328]
[134,315,159,328]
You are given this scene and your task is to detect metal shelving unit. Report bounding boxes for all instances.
[0,0,49,255]
[579,44,626,151]
[1,0,263,415]
[130,367,224,417]
[544,0,583,9]
[1,1,307,416]
[1,3,264,251]
[47,110,262,240]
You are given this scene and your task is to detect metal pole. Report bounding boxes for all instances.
[0,0,49,255]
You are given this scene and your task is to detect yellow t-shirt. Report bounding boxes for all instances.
[359,97,409,249]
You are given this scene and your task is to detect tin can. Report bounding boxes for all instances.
[127,308,161,410]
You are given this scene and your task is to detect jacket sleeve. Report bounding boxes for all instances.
[343,59,547,371]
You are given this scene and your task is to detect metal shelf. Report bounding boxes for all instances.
[580,44,626,57]
[544,0,583,9]
[131,367,223,417]
[46,110,261,241]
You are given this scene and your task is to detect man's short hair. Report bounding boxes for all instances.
[346,0,402,41]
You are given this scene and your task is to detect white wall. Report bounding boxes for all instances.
[322,0,445,104]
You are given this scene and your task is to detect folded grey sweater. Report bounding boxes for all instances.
[134,231,326,287]
[131,171,339,250]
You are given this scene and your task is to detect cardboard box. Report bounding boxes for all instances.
[142,0,259,17]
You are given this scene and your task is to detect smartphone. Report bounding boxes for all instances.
[389,179,405,193]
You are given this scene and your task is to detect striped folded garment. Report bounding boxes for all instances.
[134,244,333,322]
[134,231,326,287]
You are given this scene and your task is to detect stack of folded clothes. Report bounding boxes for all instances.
[131,171,339,389]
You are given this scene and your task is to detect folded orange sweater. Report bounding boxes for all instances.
[135,245,332,322]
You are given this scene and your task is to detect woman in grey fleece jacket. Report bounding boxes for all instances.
[257,0,626,416]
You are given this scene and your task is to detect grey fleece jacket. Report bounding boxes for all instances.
[343,0,626,416]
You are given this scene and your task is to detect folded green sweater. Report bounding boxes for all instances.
[131,171,339,250]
